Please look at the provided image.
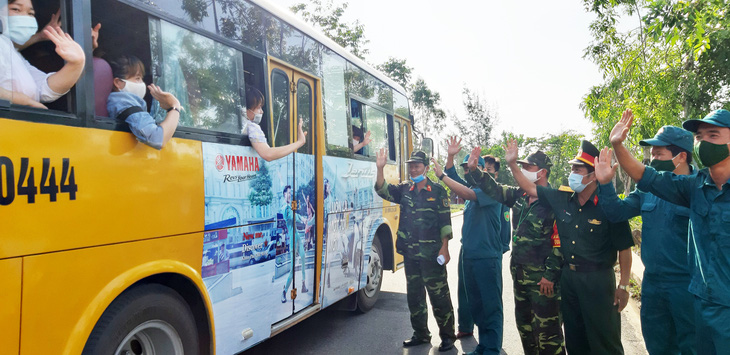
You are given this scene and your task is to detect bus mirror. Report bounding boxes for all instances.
[420,137,434,160]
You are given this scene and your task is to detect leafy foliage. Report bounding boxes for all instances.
[290,0,370,59]
[582,0,730,152]
[376,57,413,89]
[452,87,498,148]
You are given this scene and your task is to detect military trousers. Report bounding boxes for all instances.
[561,266,623,355]
[403,256,455,341]
[511,263,565,355]
[462,256,503,355]
[694,296,730,355]
[457,248,474,333]
[640,278,696,355]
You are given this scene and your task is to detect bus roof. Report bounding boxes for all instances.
[250,0,409,97]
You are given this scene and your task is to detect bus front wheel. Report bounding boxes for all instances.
[82,284,200,355]
[357,237,383,313]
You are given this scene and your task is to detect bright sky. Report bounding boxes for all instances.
[270,0,602,141]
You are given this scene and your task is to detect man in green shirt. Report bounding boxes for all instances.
[465,149,565,355]
[487,140,633,354]
[374,149,455,352]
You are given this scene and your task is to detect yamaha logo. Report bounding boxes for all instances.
[215,154,225,171]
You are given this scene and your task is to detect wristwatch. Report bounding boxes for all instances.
[617,284,629,291]
[438,173,446,180]
[167,106,182,113]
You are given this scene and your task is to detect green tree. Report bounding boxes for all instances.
[290,0,370,59]
[249,164,273,206]
[453,87,497,148]
[582,0,730,152]
[410,78,447,134]
[376,57,413,90]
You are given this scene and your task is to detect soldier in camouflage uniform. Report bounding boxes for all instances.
[374,149,456,352]
[465,150,566,355]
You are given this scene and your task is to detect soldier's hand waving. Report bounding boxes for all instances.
[504,139,519,165]
[595,147,619,185]
[376,147,388,169]
[610,109,634,146]
[467,146,481,172]
[431,158,444,178]
[446,136,462,157]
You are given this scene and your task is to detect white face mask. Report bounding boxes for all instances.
[7,15,38,45]
[246,108,263,124]
[121,79,147,100]
[520,168,542,183]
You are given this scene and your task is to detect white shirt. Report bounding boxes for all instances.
[0,35,65,103]
[241,120,267,143]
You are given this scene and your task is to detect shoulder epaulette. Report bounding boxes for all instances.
[558,185,574,193]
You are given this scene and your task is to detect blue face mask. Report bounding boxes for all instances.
[410,174,425,183]
[7,16,38,45]
[568,172,592,193]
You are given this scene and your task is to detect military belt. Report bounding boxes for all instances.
[566,263,611,272]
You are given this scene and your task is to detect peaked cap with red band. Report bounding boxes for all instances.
[567,140,600,167]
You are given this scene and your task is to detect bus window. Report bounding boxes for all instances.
[265,15,282,58]
[153,20,245,134]
[321,48,349,155]
[270,69,290,147]
[4,0,80,114]
[129,0,217,34]
[364,105,387,157]
[215,0,265,52]
[394,90,410,118]
[296,79,313,154]
[391,117,401,164]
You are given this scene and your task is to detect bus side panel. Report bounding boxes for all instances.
[0,118,204,259]
[320,156,395,308]
[0,258,21,355]
[201,143,317,354]
[20,233,208,355]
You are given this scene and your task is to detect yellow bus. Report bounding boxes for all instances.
[0,0,423,353]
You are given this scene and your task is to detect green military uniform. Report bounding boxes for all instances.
[375,153,455,343]
[536,140,634,354]
[467,151,565,355]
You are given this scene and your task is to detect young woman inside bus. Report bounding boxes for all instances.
[243,85,307,161]
[0,0,87,108]
[107,55,181,150]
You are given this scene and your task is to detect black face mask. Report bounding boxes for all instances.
[694,140,730,167]
[649,159,676,172]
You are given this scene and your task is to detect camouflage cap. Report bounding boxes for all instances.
[406,151,429,165]
[516,150,552,170]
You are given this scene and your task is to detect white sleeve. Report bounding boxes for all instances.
[24,59,66,103]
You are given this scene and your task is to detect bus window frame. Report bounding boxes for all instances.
[348,95,395,165]
[83,0,272,145]
[0,0,89,126]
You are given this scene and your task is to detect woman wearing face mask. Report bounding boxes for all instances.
[0,0,86,108]
[243,85,307,162]
[107,55,181,150]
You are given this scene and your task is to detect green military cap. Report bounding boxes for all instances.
[639,125,694,153]
[682,109,730,133]
[516,150,553,170]
[568,140,599,167]
[406,150,429,165]
[461,154,485,168]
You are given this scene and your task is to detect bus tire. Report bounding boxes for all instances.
[82,283,200,355]
[357,237,383,313]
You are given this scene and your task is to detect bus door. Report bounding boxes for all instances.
[268,61,318,319]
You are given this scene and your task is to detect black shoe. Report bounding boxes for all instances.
[438,337,454,352]
[402,336,430,347]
